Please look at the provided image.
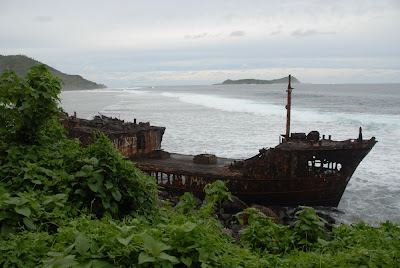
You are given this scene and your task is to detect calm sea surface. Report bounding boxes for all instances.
[60,83,400,225]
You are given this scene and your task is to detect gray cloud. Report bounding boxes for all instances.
[184,33,207,39]
[33,16,53,22]
[1,0,398,84]
[230,31,245,37]
[270,30,281,36]
[291,29,335,37]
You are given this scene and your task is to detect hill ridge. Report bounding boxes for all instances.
[0,54,106,90]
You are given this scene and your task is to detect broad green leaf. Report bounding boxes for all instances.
[47,252,65,257]
[64,243,76,254]
[142,233,171,256]
[32,179,43,184]
[30,92,39,99]
[307,214,318,220]
[75,234,91,255]
[55,202,65,207]
[75,171,86,178]
[15,206,31,217]
[116,234,135,246]
[23,217,36,229]
[3,196,20,205]
[181,256,193,267]
[40,167,55,176]
[81,165,94,173]
[89,260,114,268]
[116,225,135,233]
[43,197,54,205]
[18,102,31,111]
[88,182,99,193]
[138,252,156,264]
[46,254,78,268]
[104,180,114,190]
[74,189,85,196]
[72,260,93,268]
[181,221,197,232]
[102,198,110,209]
[85,157,99,165]
[55,193,67,199]
[158,252,180,264]
[317,238,329,246]
[111,189,121,201]
[300,225,313,231]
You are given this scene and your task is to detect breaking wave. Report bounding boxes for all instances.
[161,92,284,117]
[159,91,400,130]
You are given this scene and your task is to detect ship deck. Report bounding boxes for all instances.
[134,153,241,178]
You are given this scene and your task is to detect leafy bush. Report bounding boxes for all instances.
[175,192,197,214]
[293,206,328,249]
[0,64,63,144]
[0,211,272,268]
[0,65,158,230]
[73,133,158,218]
[237,208,294,254]
[0,136,158,232]
[203,179,232,206]
[0,186,68,234]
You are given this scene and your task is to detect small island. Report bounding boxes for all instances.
[219,76,300,85]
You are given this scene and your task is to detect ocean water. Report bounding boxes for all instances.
[60,83,400,225]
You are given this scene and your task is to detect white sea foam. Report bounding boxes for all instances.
[160,91,400,135]
[161,91,286,117]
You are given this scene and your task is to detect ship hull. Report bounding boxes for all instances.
[135,139,376,207]
[61,114,377,207]
[137,171,349,207]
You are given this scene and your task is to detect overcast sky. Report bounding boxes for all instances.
[1,0,399,86]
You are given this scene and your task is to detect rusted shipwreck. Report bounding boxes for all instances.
[61,77,376,207]
[61,113,165,158]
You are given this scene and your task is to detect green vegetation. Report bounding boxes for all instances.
[1,65,399,267]
[220,76,300,85]
[0,55,106,90]
[0,64,63,144]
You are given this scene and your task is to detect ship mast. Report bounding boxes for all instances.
[285,75,293,139]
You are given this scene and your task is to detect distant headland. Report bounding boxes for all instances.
[218,76,300,85]
[0,54,107,90]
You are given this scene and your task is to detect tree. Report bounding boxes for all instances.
[0,64,63,144]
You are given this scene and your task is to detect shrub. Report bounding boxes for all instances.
[237,207,294,254]
[293,206,328,249]
[0,64,63,145]
[72,133,158,218]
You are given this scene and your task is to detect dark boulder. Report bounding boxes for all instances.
[251,204,282,224]
[221,195,249,214]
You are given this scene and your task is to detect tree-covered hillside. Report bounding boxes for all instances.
[0,55,106,90]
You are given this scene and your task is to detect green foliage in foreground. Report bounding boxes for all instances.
[0,64,63,144]
[1,65,399,267]
[237,207,400,267]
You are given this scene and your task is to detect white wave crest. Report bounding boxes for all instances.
[160,92,284,117]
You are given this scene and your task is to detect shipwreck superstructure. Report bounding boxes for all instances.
[62,77,376,207]
[61,114,165,159]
